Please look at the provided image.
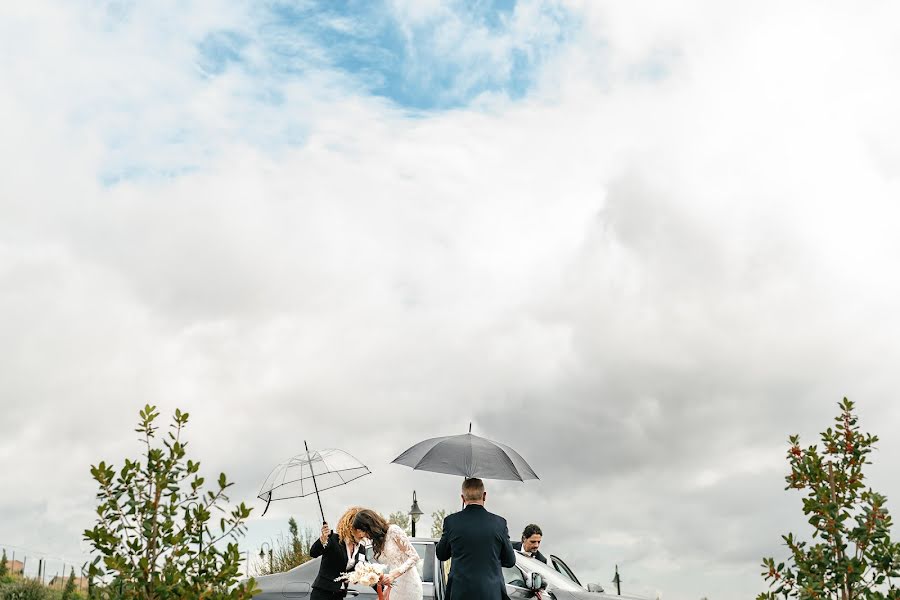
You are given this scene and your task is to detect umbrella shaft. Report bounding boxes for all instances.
[305,440,327,524]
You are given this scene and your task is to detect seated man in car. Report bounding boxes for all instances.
[512,524,547,564]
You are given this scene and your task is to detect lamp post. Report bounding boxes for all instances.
[260,542,273,574]
[408,491,424,538]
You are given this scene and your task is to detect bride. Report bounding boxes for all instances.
[351,509,423,600]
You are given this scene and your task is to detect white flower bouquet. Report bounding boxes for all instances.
[336,560,388,587]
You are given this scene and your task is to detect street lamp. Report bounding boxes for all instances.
[259,542,273,574]
[408,491,424,538]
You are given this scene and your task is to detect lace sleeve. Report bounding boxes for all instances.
[389,525,420,577]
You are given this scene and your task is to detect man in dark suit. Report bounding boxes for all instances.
[436,478,516,600]
[310,519,366,600]
[511,524,547,564]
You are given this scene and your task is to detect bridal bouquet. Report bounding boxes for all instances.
[335,560,388,586]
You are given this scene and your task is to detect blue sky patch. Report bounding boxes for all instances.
[246,0,578,110]
[106,1,578,185]
[197,30,250,76]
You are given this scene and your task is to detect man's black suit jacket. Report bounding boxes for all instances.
[511,541,548,564]
[436,504,516,600]
[310,532,364,593]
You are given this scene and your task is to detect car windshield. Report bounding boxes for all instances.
[516,554,585,593]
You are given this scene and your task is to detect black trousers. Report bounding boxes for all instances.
[310,587,347,600]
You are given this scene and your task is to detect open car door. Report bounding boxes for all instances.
[548,554,582,587]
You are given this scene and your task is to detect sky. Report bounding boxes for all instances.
[3,1,900,598]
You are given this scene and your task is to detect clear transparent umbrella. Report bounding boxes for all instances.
[257,441,370,522]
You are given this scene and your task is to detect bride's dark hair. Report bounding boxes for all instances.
[352,509,390,556]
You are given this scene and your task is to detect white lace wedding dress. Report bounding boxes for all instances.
[376,524,423,600]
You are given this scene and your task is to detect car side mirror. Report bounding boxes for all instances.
[587,583,605,593]
[529,573,544,591]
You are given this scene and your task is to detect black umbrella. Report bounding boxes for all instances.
[391,424,539,481]
[257,441,371,522]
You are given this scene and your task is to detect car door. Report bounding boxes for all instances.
[280,559,320,599]
[548,555,581,587]
[282,581,312,598]
[502,564,535,600]
[415,542,437,600]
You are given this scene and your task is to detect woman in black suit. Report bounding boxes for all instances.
[310,506,366,600]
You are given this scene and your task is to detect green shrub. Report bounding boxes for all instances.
[83,405,258,599]
[758,398,900,599]
[0,578,50,600]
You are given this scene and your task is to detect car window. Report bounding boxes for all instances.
[517,556,584,593]
[502,565,527,588]
[412,543,433,583]
[549,555,581,586]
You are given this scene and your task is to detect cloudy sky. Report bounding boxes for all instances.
[4,1,900,598]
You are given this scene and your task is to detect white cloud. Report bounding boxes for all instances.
[4,1,900,599]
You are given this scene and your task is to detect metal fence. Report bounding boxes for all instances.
[1,543,93,593]
[2,542,273,591]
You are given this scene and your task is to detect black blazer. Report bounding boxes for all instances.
[310,532,365,593]
[511,541,548,564]
[436,505,516,600]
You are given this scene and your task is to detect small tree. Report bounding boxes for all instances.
[83,405,259,599]
[256,518,315,575]
[0,549,8,577]
[431,510,447,538]
[758,398,900,599]
[388,512,411,536]
[286,518,314,567]
[62,566,77,600]
[289,518,302,554]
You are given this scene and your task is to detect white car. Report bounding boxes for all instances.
[248,537,650,600]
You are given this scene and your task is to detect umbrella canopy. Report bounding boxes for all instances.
[258,442,370,520]
[391,427,539,481]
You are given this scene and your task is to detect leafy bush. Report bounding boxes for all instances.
[0,576,85,600]
[83,405,259,599]
[758,398,900,599]
[0,578,51,600]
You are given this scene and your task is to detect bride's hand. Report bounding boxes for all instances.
[381,573,396,586]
